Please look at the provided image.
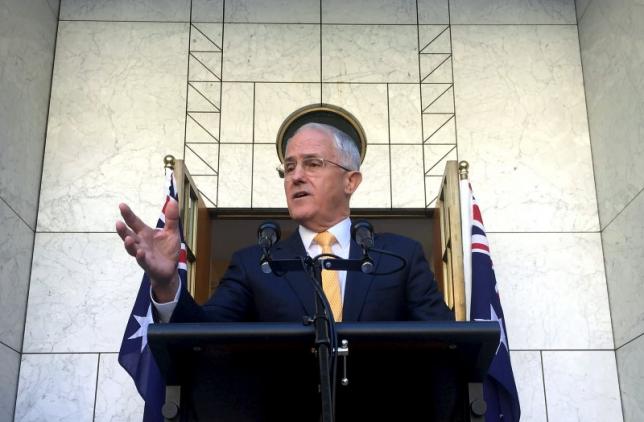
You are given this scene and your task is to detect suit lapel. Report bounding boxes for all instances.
[342,237,382,321]
[272,230,316,317]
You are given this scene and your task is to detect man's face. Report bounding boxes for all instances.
[284,128,361,231]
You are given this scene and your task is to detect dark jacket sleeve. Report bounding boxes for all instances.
[404,240,454,321]
[170,250,257,323]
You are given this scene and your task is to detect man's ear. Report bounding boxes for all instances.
[345,171,362,195]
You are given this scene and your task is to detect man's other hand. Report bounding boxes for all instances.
[116,201,180,302]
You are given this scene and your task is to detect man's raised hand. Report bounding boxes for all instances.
[116,200,181,302]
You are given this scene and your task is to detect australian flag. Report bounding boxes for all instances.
[468,184,521,422]
[118,171,188,422]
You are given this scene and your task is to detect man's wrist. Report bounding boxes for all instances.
[151,273,180,303]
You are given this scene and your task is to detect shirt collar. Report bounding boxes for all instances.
[299,217,352,250]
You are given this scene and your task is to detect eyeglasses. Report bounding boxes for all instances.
[277,157,353,179]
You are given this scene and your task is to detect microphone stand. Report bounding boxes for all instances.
[265,256,368,422]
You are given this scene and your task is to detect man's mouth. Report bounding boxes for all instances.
[292,191,310,199]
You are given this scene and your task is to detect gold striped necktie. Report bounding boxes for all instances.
[314,231,343,322]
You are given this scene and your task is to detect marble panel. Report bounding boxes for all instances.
[47,0,61,18]
[452,25,599,232]
[579,0,644,227]
[15,353,98,422]
[60,0,190,21]
[223,24,320,82]
[617,334,644,422]
[542,351,623,422]
[95,354,144,422]
[220,82,254,142]
[191,175,218,207]
[322,25,418,83]
[191,23,222,52]
[0,201,34,352]
[487,233,613,350]
[225,0,319,23]
[189,52,222,81]
[391,145,425,208]
[187,113,220,143]
[511,351,547,422]
[424,176,442,207]
[419,26,451,54]
[0,0,57,228]
[417,0,449,24]
[23,233,143,353]
[322,84,389,144]
[422,113,455,144]
[424,145,457,176]
[602,190,644,348]
[191,0,224,22]
[322,0,416,24]
[185,143,219,176]
[252,144,287,208]
[575,0,593,22]
[37,22,188,232]
[187,83,221,112]
[217,144,253,207]
[351,145,390,208]
[255,83,321,143]
[389,84,422,143]
[0,343,20,422]
[450,0,576,24]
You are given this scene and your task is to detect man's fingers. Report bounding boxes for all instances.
[119,203,148,233]
[116,220,137,242]
[135,249,149,272]
[123,236,139,257]
[164,199,180,234]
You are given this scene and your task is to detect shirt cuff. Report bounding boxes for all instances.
[150,278,181,323]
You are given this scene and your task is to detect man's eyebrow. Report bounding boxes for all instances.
[285,154,322,161]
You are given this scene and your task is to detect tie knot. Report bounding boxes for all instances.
[314,231,336,250]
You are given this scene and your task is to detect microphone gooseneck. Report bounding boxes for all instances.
[257,221,281,274]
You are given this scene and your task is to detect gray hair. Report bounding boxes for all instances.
[286,122,361,171]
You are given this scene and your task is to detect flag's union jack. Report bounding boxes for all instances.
[118,171,187,422]
[468,184,521,422]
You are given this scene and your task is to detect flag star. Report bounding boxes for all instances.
[128,305,154,352]
[475,305,508,354]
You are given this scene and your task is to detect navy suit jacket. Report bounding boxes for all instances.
[170,230,453,323]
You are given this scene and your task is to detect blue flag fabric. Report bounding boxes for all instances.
[468,185,521,422]
[118,172,187,422]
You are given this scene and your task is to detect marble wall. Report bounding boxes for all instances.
[13,0,625,421]
[578,0,644,420]
[0,0,58,420]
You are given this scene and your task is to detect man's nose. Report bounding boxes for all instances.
[289,163,307,183]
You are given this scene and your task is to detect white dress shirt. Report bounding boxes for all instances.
[152,217,353,323]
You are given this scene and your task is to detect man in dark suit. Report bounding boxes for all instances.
[117,121,456,420]
[116,121,451,323]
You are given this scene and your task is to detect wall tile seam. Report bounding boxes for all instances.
[0,341,20,355]
[16,5,61,420]
[598,186,644,234]
[575,15,620,358]
[0,196,36,232]
[615,332,644,352]
[91,352,101,421]
[576,0,595,24]
[539,351,550,422]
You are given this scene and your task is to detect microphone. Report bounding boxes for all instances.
[257,221,281,274]
[351,220,374,274]
[351,220,374,250]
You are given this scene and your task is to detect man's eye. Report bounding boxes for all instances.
[306,159,323,168]
[284,163,296,173]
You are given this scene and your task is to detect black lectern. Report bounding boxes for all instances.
[148,321,499,422]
